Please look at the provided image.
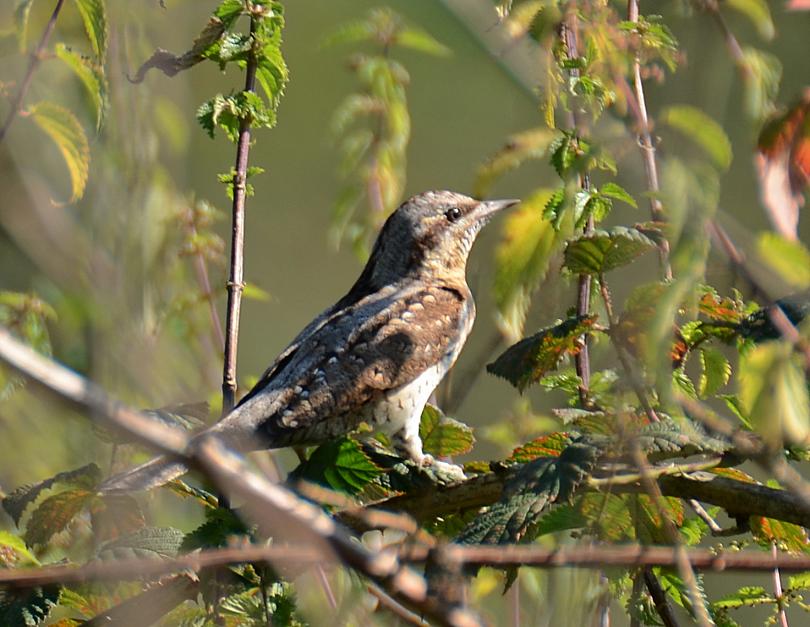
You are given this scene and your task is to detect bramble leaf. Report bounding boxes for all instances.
[96,527,185,561]
[27,101,90,203]
[750,517,809,553]
[563,227,655,275]
[419,405,474,457]
[509,432,571,462]
[25,488,96,547]
[291,437,382,494]
[487,315,596,392]
[698,347,732,398]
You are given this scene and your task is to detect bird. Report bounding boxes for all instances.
[102,190,519,492]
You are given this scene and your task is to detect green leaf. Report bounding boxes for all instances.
[242,282,271,301]
[474,129,555,197]
[419,405,474,457]
[72,0,107,58]
[214,0,245,27]
[712,586,772,610]
[531,503,586,538]
[492,189,562,340]
[0,586,60,627]
[291,437,382,494]
[756,233,810,288]
[0,531,39,567]
[698,347,731,398]
[24,488,96,547]
[27,101,90,203]
[397,27,451,56]
[787,572,810,591]
[54,43,107,129]
[487,315,597,392]
[14,0,35,52]
[742,47,781,120]
[660,105,732,170]
[740,342,810,447]
[457,442,598,544]
[726,0,774,40]
[751,516,809,554]
[2,463,101,525]
[563,226,655,275]
[97,527,185,561]
[599,182,637,208]
[636,419,730,460]
[181,507,249,551]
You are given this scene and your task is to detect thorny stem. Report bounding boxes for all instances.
[562,8,593,407]
[222,16,259,413]
[0,0,66,142]
[626,0,672,280]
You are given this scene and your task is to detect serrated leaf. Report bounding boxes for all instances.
[599,182,637,207]
[712,586,772,610]
[27,101,90,203]
[509,432,571,462]
[756,233,810,288]
[0,531,39,567]
[0,586,60,627]
[492,189,561,340]
[419,404,474,457]
[637,495,684,544]
[487,315,596,392]
[787,572,810,590]
[661,105,732,170]
[636,419,730,460]
[291,437,382,494]
[214,0,244,26]
[55,43,107,129]
[96,527,185,561]
[24,488,96,547]
[577,492,633,541]
[458,442,598,544]
[72,0,107,58]
[727,0,774,39]
[751,517,809,553]
[181,507,249,551]
[2,463,101,525]
[563,227,655,275]
[698,347,731,397]
[740,342,810,447]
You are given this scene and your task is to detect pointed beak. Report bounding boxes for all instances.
[474,198,521,222]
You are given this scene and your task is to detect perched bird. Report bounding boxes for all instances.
[102,191,519,492]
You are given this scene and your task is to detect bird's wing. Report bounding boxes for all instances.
[211,283,471,448]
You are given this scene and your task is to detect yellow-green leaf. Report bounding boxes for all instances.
[55,43,107,129]
[726,0,774,40]
[563,226,656,275]
[419,404,474,457]
[0,531,39,566]
[756,232,810,288]
[698,347,731,398]
[72,0,107,58]
[27,101,90,203]
[661,105,732,170]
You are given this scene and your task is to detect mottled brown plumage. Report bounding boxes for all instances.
[102,191,518,492]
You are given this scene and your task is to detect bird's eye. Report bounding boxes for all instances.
[444,207,462,222]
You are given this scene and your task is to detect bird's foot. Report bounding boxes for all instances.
[417,454,467,484]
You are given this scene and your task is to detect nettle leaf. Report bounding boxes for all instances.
[487,315,596,392]
[0,531,39,567]
[599,182,637,208]
[751,517,809,554]
[72,0,107,59]
[214,0,245,27]
[509,432,572,463]
[419,404,474,457]
[563,227,655,275]
[457,441,598,544]
[698,347,731,398]
[740,342,810,447]
[24,488,96,547]
[492,189,562,341]
[660,105,732,170]
[2,463,101,525]
[197,91,275,141]
[0,586,60,627]
[474,129,555,196]
[181,507,249,551]
[712,586,773,611]
[54,43,107,129]
[292,437,382,494]
[756,233,810,288]
[27,101,90,203]
[96,527,185,561]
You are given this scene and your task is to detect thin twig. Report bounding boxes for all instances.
[772,543,790,627]
[626,0,672,279]
[643,567,680,627]
[222,16,260,413]
[0,0,66,142]
[368,583,430,627]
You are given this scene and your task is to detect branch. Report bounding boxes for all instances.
[0,0,66,142]
[0,326,481,627]
[221,16,260,413]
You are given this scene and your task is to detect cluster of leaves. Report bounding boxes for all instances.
[327,8,449,258]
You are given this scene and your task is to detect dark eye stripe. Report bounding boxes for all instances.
[445,207,462,222]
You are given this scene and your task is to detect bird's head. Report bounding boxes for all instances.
[363,190,520,286]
